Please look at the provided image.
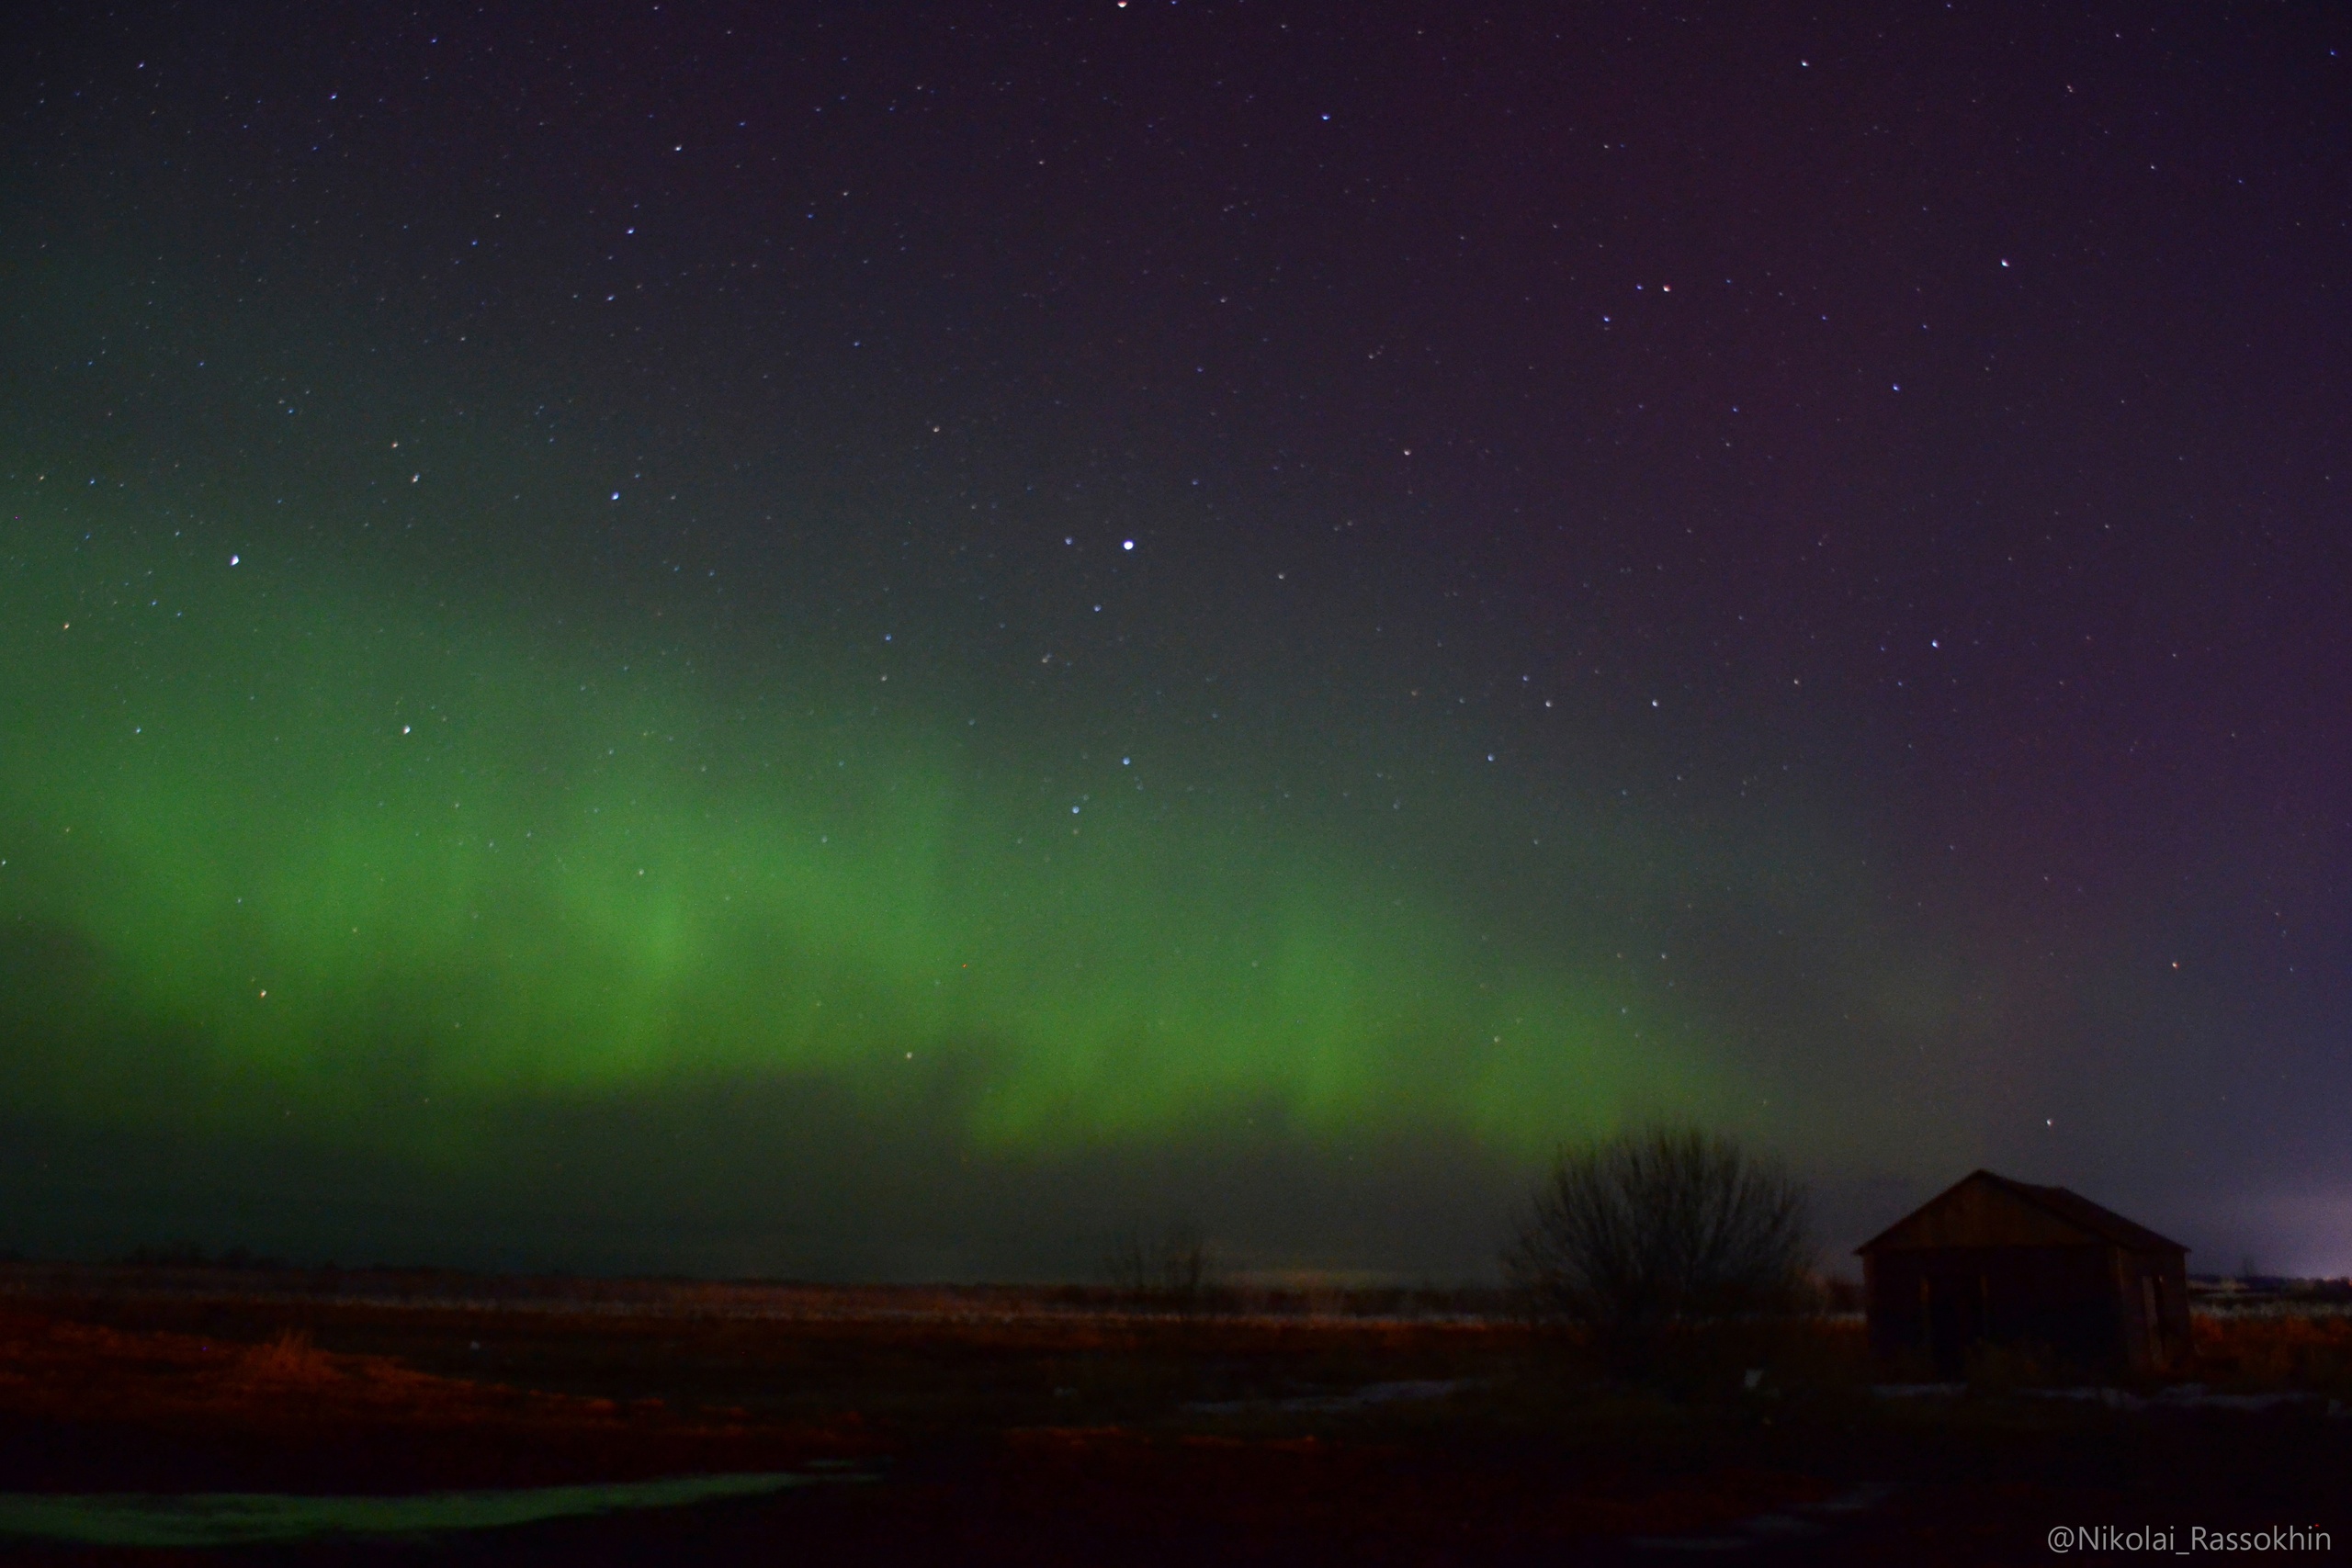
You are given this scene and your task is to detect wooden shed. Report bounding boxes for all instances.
[1857,1170,2190,1376]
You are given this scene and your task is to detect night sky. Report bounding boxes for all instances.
[4,3,2347,1280]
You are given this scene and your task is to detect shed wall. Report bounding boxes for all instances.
[1866,1244,2125,1374]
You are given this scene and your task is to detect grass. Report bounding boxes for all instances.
[2193,1313,2352,1395]
[2,1273,2346,1562]
[232,1327,342,1386]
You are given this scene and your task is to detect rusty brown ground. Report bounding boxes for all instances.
[0,1267,2344,1564]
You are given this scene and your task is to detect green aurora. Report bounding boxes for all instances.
[3,491,1744,1168]
[6,0,2342,1282]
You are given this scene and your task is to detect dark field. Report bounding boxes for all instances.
[1,1265,2346,1565]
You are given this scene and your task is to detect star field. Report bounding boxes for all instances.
[2,1,2347,1278]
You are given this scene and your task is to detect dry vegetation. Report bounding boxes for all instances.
[2192,1312,2352,1394]
[0,1264,2346,1562]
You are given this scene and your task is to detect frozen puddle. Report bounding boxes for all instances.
[0,1471,862,1547]
[2023,1383,2331,1414]
[1185,1377,1479,1416]
[1627,1483,1894,1554]
[1870,1382,2342,1415]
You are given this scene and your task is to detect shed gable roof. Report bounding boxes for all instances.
[1856,1170,2187,1257]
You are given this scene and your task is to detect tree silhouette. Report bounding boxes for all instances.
[1104,1222,1220,1313]
[1504,1124,1814,1369]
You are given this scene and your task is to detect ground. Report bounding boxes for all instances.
[0,1264,2345,1564]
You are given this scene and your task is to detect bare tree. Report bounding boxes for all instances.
[1504,1125,1815,1366]
[1104,1222,1221,1313]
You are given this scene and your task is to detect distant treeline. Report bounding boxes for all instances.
[120,1243,292,1269]
[2190,1276,2352,1309]
[0,1257,1518,1320]
[1055,1280,1514,1319]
